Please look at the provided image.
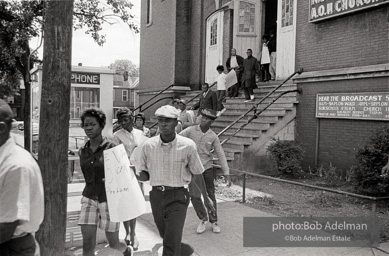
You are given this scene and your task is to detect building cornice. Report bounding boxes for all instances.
[293,63,389,84]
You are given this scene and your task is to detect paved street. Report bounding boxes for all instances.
[66,182,389,256]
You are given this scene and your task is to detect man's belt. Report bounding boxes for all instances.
[152,185,185,192]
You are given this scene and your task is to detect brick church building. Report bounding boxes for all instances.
[138,0,389,170]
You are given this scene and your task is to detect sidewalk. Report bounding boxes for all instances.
[66,183,389,256]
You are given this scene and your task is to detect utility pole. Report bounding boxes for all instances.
[36,0,74,254]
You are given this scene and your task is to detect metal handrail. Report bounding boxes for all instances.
[141,96,173,113]
[146,83,217,131]
[217,68,303,138]
[220,89,300,146]
[133,84,174,112]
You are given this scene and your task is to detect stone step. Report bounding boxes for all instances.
[223,147,244,157]
[226,95,298,104]
[216,116,278,125]
[225,102,296,110]
[219,131,259,141]
[218,112,281,122]
[222,141,248,151]
[212,121,270,131]
[211,125,264,136]
[227,108,288,116]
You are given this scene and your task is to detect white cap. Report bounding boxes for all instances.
[155,105,180,119]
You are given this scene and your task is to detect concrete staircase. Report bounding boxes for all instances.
[180,81,299,166]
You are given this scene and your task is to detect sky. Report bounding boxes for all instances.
[30,0,141,68]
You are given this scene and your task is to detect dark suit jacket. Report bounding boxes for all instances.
[226,55,244,72]
[192,90,217,116]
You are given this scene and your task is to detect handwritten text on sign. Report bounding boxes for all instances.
[104,144,146,222]
[316,92,389,121]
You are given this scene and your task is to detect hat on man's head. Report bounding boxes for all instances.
[155,105,180,119]
[201,108,217,120]
[178,99,187,105]
[0,99,14,121]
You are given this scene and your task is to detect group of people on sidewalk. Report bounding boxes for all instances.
[76,104,230,256]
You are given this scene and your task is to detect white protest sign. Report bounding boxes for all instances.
[104,144,146,222]
[225,70,238,89]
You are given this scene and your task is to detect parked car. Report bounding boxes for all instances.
[12,119,24,130]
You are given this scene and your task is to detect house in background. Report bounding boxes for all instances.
[113,72,138,118]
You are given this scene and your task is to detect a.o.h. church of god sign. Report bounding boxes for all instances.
[309,0,389,22]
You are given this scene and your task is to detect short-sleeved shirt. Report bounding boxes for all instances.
[216,73,226,90]
[113,128,145,159]
[78,137,116,203]
[138,134,204,186]
[0,137,44,238]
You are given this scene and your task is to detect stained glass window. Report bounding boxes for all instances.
[239,1,255,33]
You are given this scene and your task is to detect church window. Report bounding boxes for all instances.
[282,0,294,27]
[210,19,217,46]
[239,1,255,33]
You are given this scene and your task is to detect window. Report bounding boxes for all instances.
[239,1,255,33]
[210,19,217,46]
[146,0,152,25]
[282,0,294,27]
[122,90,128,102]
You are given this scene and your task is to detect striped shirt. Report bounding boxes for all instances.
[113,128,145,159]
[138,134,204,186]
[180,125,229,174]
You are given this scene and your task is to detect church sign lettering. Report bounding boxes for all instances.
[309,0,389,22]
[71,72,100,84]
[316,92,389,121]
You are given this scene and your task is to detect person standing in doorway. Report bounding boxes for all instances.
[136,105,214,256]
[179,108,230,234]
[268,30,277,81]
[242,49,261,102]
[113,107,144,251]
[226,48,244,97]
[0,99,44,256]
[259,34,271,82]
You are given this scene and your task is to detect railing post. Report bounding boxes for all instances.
[371,200,377,247]
[242,173,246,203]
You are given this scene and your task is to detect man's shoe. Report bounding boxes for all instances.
[220,108,227,115]
[197,220,208,234]
[250,95,255,100]
[211,222,221,233]
[244,99,251,103]
[123,245,134,256]
[216,111,221,117]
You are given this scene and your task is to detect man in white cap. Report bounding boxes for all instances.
[0,99,44,255]
[136,105,214,256]
[180,108,230,234]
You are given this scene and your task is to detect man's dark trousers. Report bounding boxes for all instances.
[0,233,36,256]
[189,168,218,223]
[150,188,194,256]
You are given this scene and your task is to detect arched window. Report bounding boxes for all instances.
[239,1,255,33]
[210,19,218,46]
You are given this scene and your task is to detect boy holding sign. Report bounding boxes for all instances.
[78,109,133,256]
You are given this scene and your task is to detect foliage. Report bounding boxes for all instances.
[353,126,389,196]
[266,139,304,175]
[109,59,139,77]
[0,0,139,96]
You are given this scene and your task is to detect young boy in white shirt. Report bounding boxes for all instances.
[211,65,227,117]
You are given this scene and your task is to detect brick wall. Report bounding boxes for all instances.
[296,77,389,171]
[139,0,176,91]
[296,3,389,72]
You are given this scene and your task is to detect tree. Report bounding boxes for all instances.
[109,59,139,77]
[35,0,73,254]
[0,0,139,150]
